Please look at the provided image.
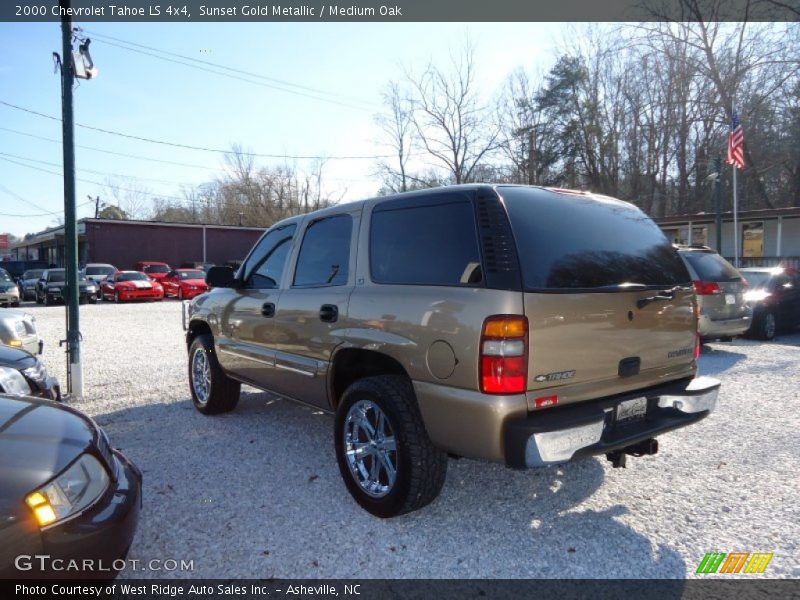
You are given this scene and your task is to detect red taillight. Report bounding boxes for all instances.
[693,280,721,295]
[480,315,528,395]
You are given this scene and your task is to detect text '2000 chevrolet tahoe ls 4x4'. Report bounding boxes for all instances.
[184,185,720,517]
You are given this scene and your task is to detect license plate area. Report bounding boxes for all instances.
[616,396,648,423]
[725,293,736,305]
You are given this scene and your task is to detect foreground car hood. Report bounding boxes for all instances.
[0,345,37,369]
[0,395,94,506]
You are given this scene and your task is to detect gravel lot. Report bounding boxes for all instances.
[21,300,800,579]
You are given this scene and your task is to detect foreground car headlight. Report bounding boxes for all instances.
[0,366,32,395]
[22,361,48,382]
[25,454,110,527]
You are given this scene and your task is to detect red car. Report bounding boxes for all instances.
[101,271,164,303]
[133,261,171,283]
[161,269,209,300]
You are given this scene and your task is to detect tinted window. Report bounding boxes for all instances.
[23,270,44,279]
[293,215,352,287]
[242,224,297,289]
[118,272,148,281]
[370,200,482,286]
[86,265,114,276]
[0,269,11,281]
[740,271,771,289]
[501,187,690,290]
[144,265,170,273]
[681,252,741,282]
[47,270,66,282]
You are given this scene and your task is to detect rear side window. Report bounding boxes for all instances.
[370,199,482,286]
[681,252,742,282]
[500,187,690,290]
[293,215,352,287]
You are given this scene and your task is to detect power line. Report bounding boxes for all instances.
[0,100,392,160]
[83,29,377,112]
[0,183,94,216]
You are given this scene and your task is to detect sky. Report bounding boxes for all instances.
[0,21,567,236]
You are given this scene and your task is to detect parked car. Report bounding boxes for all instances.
[0,268,21,307]
[0,393,141,578]
[185,184,720,517]
[740,267,800,340]
[101,271,164,303]
[676,245,752,342]
[161,269,209,300]
[0,260,48,281]
[0,344,60,400]
[133,261,171,283]
[0,308,42,355]
[82,263,117,299]
[17,269,45,301]
[36,269,99,306]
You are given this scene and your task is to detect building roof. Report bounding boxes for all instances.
[653,206,800,226]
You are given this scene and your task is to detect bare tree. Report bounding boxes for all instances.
[406,40,501,184]
[374,82,416,193]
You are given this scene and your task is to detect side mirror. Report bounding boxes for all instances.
[206,266,236,288]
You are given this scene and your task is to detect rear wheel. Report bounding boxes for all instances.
[334,375,447,518]
[178,288,184,301]
[114,291,120,303]
[754,311,777,341]
[188,333,240,414]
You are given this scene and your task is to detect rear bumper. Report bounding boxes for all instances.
[698,313,751,338]
[503,376,720,468]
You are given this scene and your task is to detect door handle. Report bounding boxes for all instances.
[261,302,275,318]
[319,304,338,323]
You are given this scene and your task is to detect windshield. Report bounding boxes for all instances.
[144,265,170,273]
[118,272,149,282]
[681,252,742,282]
[23,269,44,279]
[178,270,205,280]
[501,187,690,290]
[740,271,772,289]
[86,265,115,276]
[0,269,11,282]
[47,270,66,282]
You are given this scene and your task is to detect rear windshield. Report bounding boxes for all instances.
[500,187,690,290]
[86,265,115,275]
[144,265,170,273]
[681,252,742,282]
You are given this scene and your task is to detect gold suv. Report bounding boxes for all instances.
[185,185,720,517]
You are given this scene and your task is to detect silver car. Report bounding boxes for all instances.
[0,308,42,355]
[0,269,20,308]
[677,246,752,341]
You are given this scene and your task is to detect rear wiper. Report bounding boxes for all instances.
[636,285,683,309]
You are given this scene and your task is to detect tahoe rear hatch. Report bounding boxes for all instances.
[499,186,697,409]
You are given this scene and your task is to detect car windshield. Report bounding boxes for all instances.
[144,265,170,273]
[681,252,742,282]
[47,270,66,282]
[86,265,115,276]
[23,269,44,279]
[118,272,149,281]
[0,269,11,281]
[178,270,204,279]
[741,271,773,289]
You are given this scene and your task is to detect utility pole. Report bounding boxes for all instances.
[713,156,722,254]
[90,195,101,218]
[59,0,83,398]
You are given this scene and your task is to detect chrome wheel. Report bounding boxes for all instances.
[343,399,397,498]
[191,348,211,405]
[764,313,776,339]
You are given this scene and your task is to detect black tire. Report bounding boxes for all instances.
[43,294,51,306]
[334,375,447,518]
[754,310,777,341]
[88,297,97,304]
[178,288,184,301]
[35,292,43,305]
[114,291,120,304]
[188,333,240,415]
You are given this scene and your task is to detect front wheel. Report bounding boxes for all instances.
[754,311,777,341]
[188,333,240,414]
[334,375,447,518]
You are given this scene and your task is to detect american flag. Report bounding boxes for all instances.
[727,111,745,170]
